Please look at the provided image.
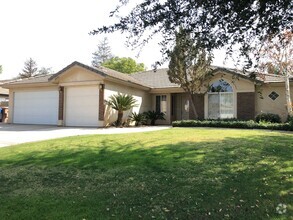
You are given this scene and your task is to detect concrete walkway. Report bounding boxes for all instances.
[0,124,171,148]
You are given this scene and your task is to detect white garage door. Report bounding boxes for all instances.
[65,86,99,127]
[13,90,59,125]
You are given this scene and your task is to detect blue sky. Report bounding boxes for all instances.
[0,0,233,79]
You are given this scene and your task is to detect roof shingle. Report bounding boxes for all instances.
[132,68,179,88]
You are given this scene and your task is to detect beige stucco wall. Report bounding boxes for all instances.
[56,66,104,126]
[58,66,103,84]
[151,72,256,123]
[7,86,58,124]
[255,83,293,122]
[104,81,151,126]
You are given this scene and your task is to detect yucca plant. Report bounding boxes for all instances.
[144,110,165,125]
[129,112,147,126]
[106,93,137,127]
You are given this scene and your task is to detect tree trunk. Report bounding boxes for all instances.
[116,111,124,127]
[284,74,293,116]
[188,93,198,119]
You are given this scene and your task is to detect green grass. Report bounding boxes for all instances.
[0,128,292,220]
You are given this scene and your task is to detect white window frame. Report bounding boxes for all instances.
[207,91,234,119]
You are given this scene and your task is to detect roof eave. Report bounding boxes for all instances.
[2,82,57,89]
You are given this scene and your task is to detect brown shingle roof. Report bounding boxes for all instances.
[131,66,264,88]
[132,68,179,88]
[1,74,54,86]
[95,65,148,87]
[3,61,292,90]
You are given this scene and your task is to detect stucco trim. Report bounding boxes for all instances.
[59,81,102,87]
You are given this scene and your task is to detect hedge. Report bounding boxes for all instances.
[172,120,293,131]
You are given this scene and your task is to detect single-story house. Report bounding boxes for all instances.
[0,80,9,104]
[0,80,9,122]
[2,61,293,126]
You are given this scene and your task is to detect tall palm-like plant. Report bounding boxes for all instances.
[106,93,137,127]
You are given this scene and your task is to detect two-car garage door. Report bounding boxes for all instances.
[13,86,100,126]
[13,90,59,125]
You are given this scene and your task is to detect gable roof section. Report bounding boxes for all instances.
[3,61,150,89]
[256,74,293,83]
[50,61,149,89]
[211,66,293,83]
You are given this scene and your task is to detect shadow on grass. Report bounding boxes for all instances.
[0,133,292,219]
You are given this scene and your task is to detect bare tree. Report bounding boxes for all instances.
[38,67,53,75]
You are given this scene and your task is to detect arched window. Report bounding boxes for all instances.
[208,79,234,119]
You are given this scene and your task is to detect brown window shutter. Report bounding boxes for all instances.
[237,92,255,120]
[58,87,64,121]
[99,86,105,121]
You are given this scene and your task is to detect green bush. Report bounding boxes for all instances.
[172,119,293,131]
[287,115,293,125]
[129,112,147,126]
[255,113,281,123]
[144,111,165,125]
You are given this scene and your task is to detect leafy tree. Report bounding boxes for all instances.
[167,29,213,119]
[257,30,293,116]
[92,0,292,68]
[106,93,137,127]
[101,57,146,74]
[0,65,2,74]
[92,37,113,67]
[38,67,53,75]
[19,58,38,79]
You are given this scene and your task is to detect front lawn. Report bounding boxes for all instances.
[0,128,292,219]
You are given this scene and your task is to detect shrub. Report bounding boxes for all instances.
[144,111,165,125]
[105,93,137,127]
[255,113,281,123]
[129,112,147,126]
[172,119,293,131]
[287,115,293,125]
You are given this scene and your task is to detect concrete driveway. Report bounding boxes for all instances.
[0,124,170,148]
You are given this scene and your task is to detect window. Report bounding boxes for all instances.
[268,91,279,100]
[208,80,234,119]
[156,95,167,114]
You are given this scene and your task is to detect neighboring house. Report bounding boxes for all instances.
[2,61,293,126]
[0,80,9,122]
[0,80,9,104]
